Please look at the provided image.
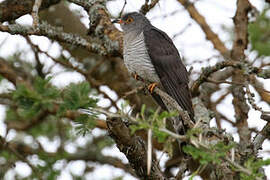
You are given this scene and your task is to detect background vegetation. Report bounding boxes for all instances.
[0,0,270,179]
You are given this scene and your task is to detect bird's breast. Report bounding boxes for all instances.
[123,32,159,83]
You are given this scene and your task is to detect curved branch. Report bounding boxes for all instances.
[0,0,60,22]
[177,0,229,56]
[0,22,107,56]
[191,60,260,96]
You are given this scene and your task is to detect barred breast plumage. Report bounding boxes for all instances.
[123,31,160,83]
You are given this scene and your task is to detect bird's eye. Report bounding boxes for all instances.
[126,17,134,24]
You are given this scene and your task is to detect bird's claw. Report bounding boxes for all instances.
[133,73,144,82]
[134,73,139,80]
[148,83,158,94]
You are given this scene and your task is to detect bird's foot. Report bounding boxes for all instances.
[148,82,158,94]
[134,73,139,80]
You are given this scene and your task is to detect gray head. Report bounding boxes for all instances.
[118,12,151,33]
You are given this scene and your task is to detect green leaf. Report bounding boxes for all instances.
[74,114,97,136]
[129,121,149,135]
[33,76,59,99]
[29,116,59,138]
[59,82,97,115]
[140,104,146,117]
[248,7,270,56]
[240,158,270,179]
[183,142,234,165]
[0,150,13,160]
[6,108,20,122]
[10,77,60,120]
[153,127,168,143]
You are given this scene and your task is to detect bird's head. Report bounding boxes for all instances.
[113,12,150,33]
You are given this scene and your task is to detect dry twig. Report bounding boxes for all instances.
[32,0,43,28]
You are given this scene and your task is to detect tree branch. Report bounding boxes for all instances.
[0,58,27,85]
[0,136,136,177]
[231,0,252,146]
[0,0,60,22]
[32,0,43,28]
[177,0,229,56]
[253,122,270,154]
[140,0,160,15]
[191,60,261,96]
[68,0,123,55]
[106,117,166,179]
[0,22,107,56]
[0,136,42,178]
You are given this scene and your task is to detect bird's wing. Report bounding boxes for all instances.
[143,27,194,119]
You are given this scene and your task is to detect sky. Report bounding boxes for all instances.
[0,0,269,179]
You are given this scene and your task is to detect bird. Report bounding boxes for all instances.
[113,12,194,134]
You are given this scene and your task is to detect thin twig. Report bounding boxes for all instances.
[119,0,127,17]
[80,106,187,141]
[207,78,244,86]
[88,59,106,75]
[25,36,45,78]
[245,83,270,114]
[147,129,152,175]
[122,86,144,98]
[159,128,187,140]
[191,60,260,95]
[32,0,43,29]
[172,23,192,39]
[140,0,160,15]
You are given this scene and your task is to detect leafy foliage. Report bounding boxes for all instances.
[130,104,178,143]
[5,78,98,138]
[74,114,97,136]
[59,82,97,115]
[240,158,270,180]
[59,82,98,136]
[29,116,60,138]
[10,77,59,119]
[183,142,234,165]
[248,7,270,56]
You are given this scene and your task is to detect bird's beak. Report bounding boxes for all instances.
[112,19,123,24]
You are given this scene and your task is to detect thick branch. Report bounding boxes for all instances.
[0,22,107,56]
[0,57,30,86]
[231,0,251,60]
[6,107,107,131]
[231,0,251,146]
[106,117,166,179]
[0,0,60,22]
[0,58,19,85]
[68,0,123,55]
